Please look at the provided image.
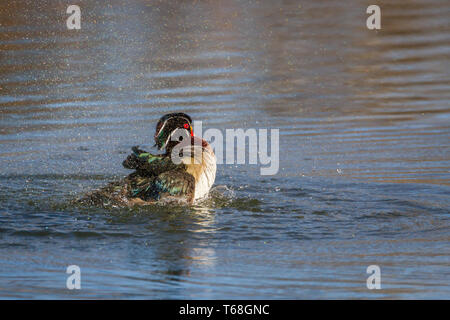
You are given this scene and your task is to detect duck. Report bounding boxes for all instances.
[81,113,216,206]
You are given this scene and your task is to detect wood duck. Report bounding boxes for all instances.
[82,113,216,206]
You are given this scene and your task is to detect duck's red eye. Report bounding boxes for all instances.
[183,123,189,129]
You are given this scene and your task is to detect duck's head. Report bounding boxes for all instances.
[154,112,193,150]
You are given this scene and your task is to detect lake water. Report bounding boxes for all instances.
[0,0,449,299]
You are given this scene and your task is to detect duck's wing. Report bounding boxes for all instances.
[123,147,182,176]
[141,170,195,203]
[122,146,146,169]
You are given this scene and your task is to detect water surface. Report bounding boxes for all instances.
[0,0,449,298]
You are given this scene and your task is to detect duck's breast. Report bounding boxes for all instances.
[183,139,216,201]
[194,146,216,200]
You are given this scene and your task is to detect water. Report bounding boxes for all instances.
[0,0,449,299]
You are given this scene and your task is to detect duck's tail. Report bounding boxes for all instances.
[75,178,132,207]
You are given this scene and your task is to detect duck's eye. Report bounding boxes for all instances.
[179,136,183,141]
[183,123,189,129]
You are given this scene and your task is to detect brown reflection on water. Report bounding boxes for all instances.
[0,0,449,184]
